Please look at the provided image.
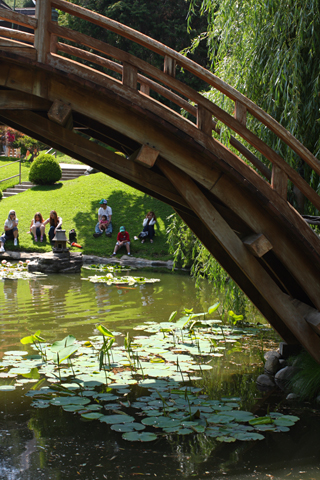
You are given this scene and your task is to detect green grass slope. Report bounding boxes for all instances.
[0,173,174,259]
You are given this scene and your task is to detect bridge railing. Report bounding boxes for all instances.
[0,0,320,212]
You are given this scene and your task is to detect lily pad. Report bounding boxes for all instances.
[122,432,157,442]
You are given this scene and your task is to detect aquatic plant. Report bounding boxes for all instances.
[288,350,320,401]
[82,274,160,286]
[0,309,300,443]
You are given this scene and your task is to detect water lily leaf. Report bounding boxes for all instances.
[253,424,276,432]
[4,351,29,356]
[216,435,236,443]
[62,405,84,412]
[111,423,145,433]
[206,414,235,424]
[0,385,15,391]
[96,393,118,401]
[53,345,78,364]
[280,415,300,423]
[233,432,265,441]
[208,302,220,314]
[51,335,76,351]
[122,432,157,442]
[96,325,114,338]
[274,426,290,432]
[81,412,104,420]
[273,418,295,427]
[50,396,90,406]
[99,414,135,424]
[249,416,273,426]
[22,368,40,379]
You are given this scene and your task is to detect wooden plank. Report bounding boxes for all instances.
[34,0,52,64]
[0,90,51,110]
[0,9,37,29]
[122,62,137,89]
[272,164,288,200]
[50,0,320,177]
[158,158,320,363]
[0,27,34,44]
[139,83,150,95]
[243,233,273,257]
[0,45,36,60]
[131,145,159,168]
[235,101,247,126]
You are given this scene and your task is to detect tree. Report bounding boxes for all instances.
[188,0,320,213]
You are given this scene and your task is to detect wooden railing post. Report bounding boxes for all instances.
[34,0,52,63]
[122,62,138,89]
[197,105,212,136]
[235,100,247,126]
[272,164,288,200]
[164,55,176,78]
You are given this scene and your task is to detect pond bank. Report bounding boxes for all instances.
[0,249,175,269]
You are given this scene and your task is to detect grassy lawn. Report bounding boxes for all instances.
[0,173,174,260]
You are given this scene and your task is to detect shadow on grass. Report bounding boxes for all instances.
[30,183,63,192]
[71,190,169,252]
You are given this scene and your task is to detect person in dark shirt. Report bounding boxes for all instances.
[111,226,131,256]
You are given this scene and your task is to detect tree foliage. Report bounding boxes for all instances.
[188,0,320,206]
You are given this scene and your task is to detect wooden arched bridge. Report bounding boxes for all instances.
[1,0,320,361]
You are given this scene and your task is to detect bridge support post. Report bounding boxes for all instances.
[34,0,52,64]
[158,158,320,363]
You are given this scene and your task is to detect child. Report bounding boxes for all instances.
[99,215,109,232]
[111,226,131,256]
[30,212,45,242]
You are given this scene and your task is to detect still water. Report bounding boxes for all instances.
[0,269,320,480]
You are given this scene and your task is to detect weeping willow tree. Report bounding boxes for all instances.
[188,0,320,203]
[168,0,320,312]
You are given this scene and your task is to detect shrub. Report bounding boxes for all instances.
[29,154,62,185]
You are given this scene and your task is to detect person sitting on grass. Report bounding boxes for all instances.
[43,210,62,243]
[0,210,19,252]
[141,211,156,244]
[111,226,131,256]
[29,212,45,242]
[99,215,109,233]
[93,199,112,237]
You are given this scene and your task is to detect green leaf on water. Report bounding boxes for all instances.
[122,432,157,442]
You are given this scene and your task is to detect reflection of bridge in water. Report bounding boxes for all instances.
[1,0,320,361]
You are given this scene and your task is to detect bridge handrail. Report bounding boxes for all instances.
[49,0,320,176]
[0,0,320,211]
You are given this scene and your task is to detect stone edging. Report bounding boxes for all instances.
[0,250,174,269]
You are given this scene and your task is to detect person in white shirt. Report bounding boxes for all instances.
[0,210,19,252]
[93,199,113,237]
[141,211,156,244]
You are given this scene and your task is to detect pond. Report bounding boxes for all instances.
[0,266,320,480]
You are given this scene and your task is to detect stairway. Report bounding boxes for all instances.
[2,164,88,199]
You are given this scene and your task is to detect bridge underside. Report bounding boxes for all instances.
[1,56,320,361]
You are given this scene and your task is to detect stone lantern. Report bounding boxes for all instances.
[52,229,69,253]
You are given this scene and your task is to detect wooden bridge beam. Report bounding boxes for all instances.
[158,158,320,363]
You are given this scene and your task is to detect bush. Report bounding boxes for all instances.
[29,154,62,185]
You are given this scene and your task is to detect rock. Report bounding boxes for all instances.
[274,366,295,390]
[28,251,83,274]
[286,393,299,401]
[256,374,275,390]
[264,350,281,375]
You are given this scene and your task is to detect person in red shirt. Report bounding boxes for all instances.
[111,226,131,256]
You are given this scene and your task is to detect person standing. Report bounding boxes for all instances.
[0,210,19,252]
[111,226,130,256]
[93,199,113,237]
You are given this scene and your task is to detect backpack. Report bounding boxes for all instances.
[69,229,77,243]
[138,231,148,239]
